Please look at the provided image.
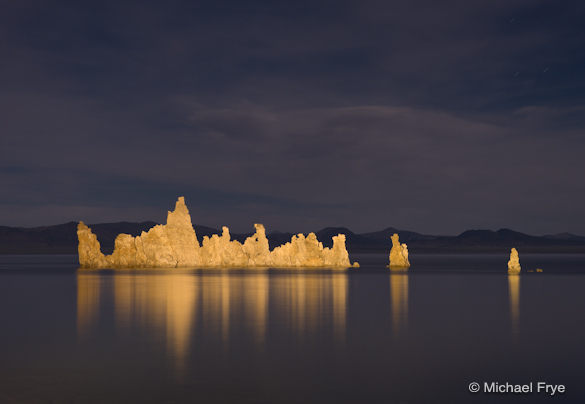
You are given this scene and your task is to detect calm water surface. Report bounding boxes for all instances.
[1,253,584,403]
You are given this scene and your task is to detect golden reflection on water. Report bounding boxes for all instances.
[390,273,409,335]
[197,273,270,347]
[242,274,269,345]
[221,273,230,344]
[77,270,349,372]
[508,274,520,335]
[77,274,101,338]
[332,274,348,340]
[111,273,197,376]
[270,273,348,341]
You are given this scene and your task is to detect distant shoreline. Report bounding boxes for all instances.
[2,221,585,255]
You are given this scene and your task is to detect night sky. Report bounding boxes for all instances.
[1,0,584,234]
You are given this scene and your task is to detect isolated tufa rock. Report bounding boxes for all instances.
[78,196,355,269]
[388,233,410,269]
[507,248,521,274]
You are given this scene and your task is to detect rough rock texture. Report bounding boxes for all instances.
[270,232,351,267]
[77,222,109,267]
[507,247,521,274]
[78,197,355,268]
[165,197,200,266]
[388,233,410,269]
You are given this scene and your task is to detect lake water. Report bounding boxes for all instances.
[1,253,585,403]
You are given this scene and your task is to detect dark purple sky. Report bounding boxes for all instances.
[1,0,584,234]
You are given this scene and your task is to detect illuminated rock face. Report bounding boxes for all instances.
[164,197,200,266]
[77,197,354,268]
[388,233,410,269]
[507,248,521,274]
[270,232,351,267]
[77,222,109,267]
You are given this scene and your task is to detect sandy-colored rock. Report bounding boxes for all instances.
[78,197,356,268]
[108,233,138,267]
[268,232,351,267]
[243,224,271,266]
[77,222,109,267]
[137,225,177,267]
[507,248,521,274]
[164,197,201,266]
[388,233,410,269]
[323,234,352,267]
[200,226,248,266]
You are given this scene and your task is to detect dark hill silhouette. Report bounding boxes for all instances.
[361,227,436,243]
[543,232,585,242]
[407,228,585,253]
[1,221,585,254]
[315,227,381,251]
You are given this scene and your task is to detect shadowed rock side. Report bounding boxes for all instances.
[388,233,410,269]
[507,247,521,274]
[77,197,355,268]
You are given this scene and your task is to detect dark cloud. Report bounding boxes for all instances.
[0,0,584,234]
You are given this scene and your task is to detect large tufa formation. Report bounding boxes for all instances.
[507,247,521,274]
[78,197,355,268]
[388,233,410,269]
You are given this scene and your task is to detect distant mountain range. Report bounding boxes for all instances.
[1,222,584,254]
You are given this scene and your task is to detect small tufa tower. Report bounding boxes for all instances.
[507,248,521,274]
[388,233,410,269]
